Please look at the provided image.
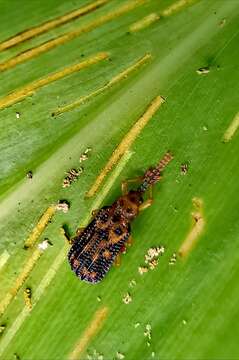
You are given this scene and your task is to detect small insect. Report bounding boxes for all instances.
[68,152,173,283]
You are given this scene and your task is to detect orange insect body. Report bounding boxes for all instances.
[68,152,173,284]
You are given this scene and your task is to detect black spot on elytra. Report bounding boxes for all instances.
[112,214,120,223]
[126,207,133,214]
[98,229,108,239]
[114,227,123,236]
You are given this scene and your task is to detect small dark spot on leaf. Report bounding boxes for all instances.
[181,163,188,175]
[26,171,33,179]
[196,67,210,75]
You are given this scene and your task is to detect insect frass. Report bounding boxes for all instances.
[68,152,173,284]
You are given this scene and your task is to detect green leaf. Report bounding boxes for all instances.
[0,0,239,359]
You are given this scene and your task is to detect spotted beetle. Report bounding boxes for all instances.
[68,152,173,283]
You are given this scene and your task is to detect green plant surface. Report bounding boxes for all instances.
[0,0,239,359]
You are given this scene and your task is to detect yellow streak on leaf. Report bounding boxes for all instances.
[53,53,152,116]
[86,95,165,198]
[223,111,239,142]
[68,307,109,360]
[24,205,56,248]
[0,52,108,110]
[0,244,68,358]
[162,0,195,17]
[0,152,132,356]
[178,197,205,257]
[0,0,145,71]
[0,0,110,51]
[129,13,160,32]
[0,248,43,315]
[0,250,10,271]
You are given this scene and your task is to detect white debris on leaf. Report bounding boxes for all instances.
[144,324,152,340]
[196,67,210,75]
[38,240,49,250]
[138,266,148,275]
[129,279,136,287]
[169,253,177,265]
[180,163,188,175]
[56,201,69,213]
[139,246,165,273]
[145,246,165,263]
[122,292,132,304]
[62,167,83,188]
[89,349,104,360]
[116,352,125,359]
[148,259,158,270]
[79,147,92,162]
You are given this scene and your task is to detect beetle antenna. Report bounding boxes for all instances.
[137,151,173,193]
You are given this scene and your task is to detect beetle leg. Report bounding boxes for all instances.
[91,209,99,217]
[114,236,132,267]
[139,199,153,211]
[65,227,85,245]
[60,226,72,244]
[76,227,85,236]
[126,235,133,247]
[139,185,153,211]
[121,177,143,195]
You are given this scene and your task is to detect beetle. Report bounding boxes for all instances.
[68,152,173,283]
